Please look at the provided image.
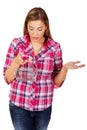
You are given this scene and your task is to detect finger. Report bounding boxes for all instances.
[73,61,81,64]
[18,52,23,58]
[23,58,32,65]
[18,53,23,63]
[77,64,85,68]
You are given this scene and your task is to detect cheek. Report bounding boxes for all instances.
[28,30,32,35]
[28,32,33,38]
[38,31,45,37]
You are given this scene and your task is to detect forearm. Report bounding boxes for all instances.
[54,66,68,87]
[5,62,19,83]
[5,52,24,83]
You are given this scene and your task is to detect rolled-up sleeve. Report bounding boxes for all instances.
[3,38,17,84]
[52,43,63,88]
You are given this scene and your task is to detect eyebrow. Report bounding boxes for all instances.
[28,26,43,29]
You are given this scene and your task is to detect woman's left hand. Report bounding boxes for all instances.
[63,61,85,69]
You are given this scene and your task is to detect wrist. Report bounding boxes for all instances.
[10,62,19,76]
[11,60,20,69]
[62,65,68,71]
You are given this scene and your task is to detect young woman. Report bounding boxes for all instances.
[3,7,85,130]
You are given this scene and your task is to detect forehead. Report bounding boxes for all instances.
[27,20,45,27]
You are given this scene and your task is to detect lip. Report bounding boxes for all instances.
[32,37,39,40]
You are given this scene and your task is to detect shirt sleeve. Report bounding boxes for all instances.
[52,42,63,88]
[3,38,18,84]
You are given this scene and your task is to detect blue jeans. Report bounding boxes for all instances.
[9,101,52,130]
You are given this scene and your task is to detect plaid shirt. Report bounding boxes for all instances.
[3,35,63,111]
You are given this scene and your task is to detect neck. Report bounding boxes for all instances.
[31,37,45,45]
[31,38,45,56]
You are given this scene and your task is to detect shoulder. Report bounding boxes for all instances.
[46,38,62,51]
[10,35,30,48]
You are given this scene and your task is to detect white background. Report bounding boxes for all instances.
[0,0,87,130]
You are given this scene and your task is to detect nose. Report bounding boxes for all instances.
[33,30,38,36]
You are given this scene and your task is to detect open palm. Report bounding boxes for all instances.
[64,61,85,69]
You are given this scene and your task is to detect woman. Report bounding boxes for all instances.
[3,7,85,130]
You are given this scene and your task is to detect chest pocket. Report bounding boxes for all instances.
[37,52,55,75]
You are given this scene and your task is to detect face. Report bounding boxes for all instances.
[27,20,47,43]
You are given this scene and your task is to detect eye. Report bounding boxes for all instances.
[38,27,43,31]
[29,28,33,31]
[28,26,34,31]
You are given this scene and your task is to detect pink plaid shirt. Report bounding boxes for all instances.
[3,35,63,111]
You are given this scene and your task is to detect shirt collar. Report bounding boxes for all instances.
[21,34,30,48]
